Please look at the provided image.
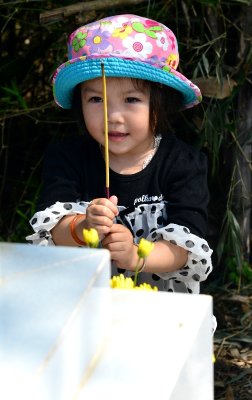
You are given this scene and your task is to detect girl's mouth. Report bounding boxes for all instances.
[108,131,129,142]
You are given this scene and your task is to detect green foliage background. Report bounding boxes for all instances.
[1,0,252,286]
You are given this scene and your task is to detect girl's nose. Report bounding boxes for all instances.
[107,105,124,124]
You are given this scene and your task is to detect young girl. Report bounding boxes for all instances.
[27,14,213,294]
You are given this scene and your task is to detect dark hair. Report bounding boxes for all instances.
[72,84,87,134]
[132,79,184,134]
[72,78,184,136]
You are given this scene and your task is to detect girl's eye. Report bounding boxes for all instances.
[89,96,103,103]
[125,97,140,103]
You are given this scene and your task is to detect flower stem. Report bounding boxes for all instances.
[134,257,141,286]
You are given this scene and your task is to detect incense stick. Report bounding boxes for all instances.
[101,63,110,199]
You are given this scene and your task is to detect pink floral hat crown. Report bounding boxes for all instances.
[53,14,202,109]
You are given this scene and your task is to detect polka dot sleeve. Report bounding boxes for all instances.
[146,223,213,284]
[26,201,88,245]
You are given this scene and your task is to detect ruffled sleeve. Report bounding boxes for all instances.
[146,223,213,289]
[26,201,88,245]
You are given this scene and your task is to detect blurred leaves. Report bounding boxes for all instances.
[1,81,28,110]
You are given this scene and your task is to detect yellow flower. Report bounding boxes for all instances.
[134,283,158,291]
[109,239,155,290]
[133,238,154,286]
[112,25,133,39]
[110,274,158,291]
[110,274,135,289]
[137,238,154,258]
[166,53,178,68]
[83,228,99,248]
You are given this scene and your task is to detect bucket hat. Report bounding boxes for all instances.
[53,14,202,109]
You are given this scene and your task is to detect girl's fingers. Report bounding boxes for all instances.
[87,205,115,221]
[89,198,118,216]
[85,197,119,236]
[87,215,114,229]
[109,195,118,206]
[102,226,133,247]
[108,224,126,233]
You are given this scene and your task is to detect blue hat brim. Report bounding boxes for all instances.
[53,57,202,110]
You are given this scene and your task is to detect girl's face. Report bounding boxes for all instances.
[81,77,153,158]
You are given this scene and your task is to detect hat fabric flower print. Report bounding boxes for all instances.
[53,14,202,110]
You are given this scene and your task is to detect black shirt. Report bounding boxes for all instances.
[37,134,209,238]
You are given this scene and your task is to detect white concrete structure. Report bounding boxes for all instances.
[0,243,213,400]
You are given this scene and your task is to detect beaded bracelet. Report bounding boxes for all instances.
[70,214,86,246]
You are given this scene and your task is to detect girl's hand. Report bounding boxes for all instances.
[101,224,138,270]
[85,195,118,237]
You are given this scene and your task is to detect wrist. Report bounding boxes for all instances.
[128,244,140,271]
[70,214,86,246]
